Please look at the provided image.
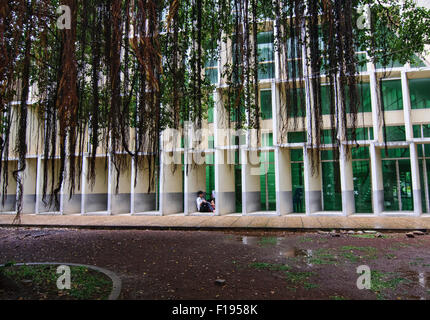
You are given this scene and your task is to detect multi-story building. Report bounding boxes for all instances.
[1,2,430,225]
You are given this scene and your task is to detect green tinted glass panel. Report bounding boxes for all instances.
[258,31,274,79]
[259,63,275,80]
[262,133,273,147]
[413,125,421,138]
[321,130,334,144]
[260,152,276,211]
[424,125,430,138]
[382,158,413,211]
[352,146,370,160]
[292,162,305,213]
[206,165,215,198]
[346,83,372,113]
[287,59,303,79]
[399,160,414,211]
[261,90,272,119]
[381,80,403,111]
[322,159,342,211]
[321,85,334,115]
[205,68,218,85]
[384,126,406,142]
[290,149,303,162]
[288,131,306,143]
[205,152,214,165]
[381,147,409,159]
[352,160,373,213]
[257,32,274,61]
[321,149,338,160]
[208,136,214,149]
[418,160,428,213]
[348,127,370,141]
[409,78,430,109]
[208,95,214,123]
[413,124,430,139]
[382,160,399,210]
[417,144,430,158]
[235,163,242,213]
[286,87,306,117]
[231,104,245,122]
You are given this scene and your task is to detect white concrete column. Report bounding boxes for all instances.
[215,149,236,215]
[34,156,42,214]
[339,144,356,216]
[107,154,113,215]
[271,81,291,214]
[241,149,261,214]
[130,156,136,214]
[402,71,422,215]
[370,144,384,214]
[80,155,87,214]
[109,155,132,215]
[159,149,183,215]
[276,148,293,214]
[369,69,382,143]
[61,156,82,215]
[303,147,322,214]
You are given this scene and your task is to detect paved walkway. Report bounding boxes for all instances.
[1,213,430,229]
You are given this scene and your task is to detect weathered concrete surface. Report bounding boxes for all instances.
[1,213,430,230]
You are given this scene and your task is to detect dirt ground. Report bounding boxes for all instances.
[1,227,430,300]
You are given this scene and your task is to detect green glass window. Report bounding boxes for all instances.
[286,87,306,117]
[258,31,275,80]
[287,59,303,80]
[260,151,276,211]
[418,144,430,213]
[321,150,342,211]
[381,148,413,211]
[321,129,334,144]
[288,131,306,143]
[291,148,305,213]
[348,127,374,141]
[321,85,334,115]
[381,79,403,111]
[290,149,304,162]
[417,144,430,158]
[208,135,214,149]
[207,95,214,123]
[260,90,272,119]
[235,165,242,213]
[205,51,218,85]
[409,78,430,109]
[413,125,421,138]
[384,126,406,142]
[230,104,245,123]
[320,83,372,115]
[347,83,372,113]
[352,147,372,213]
[262,133,273,147]
[205,68,218,85]
[413,124,430,138]
[205,153,215,199]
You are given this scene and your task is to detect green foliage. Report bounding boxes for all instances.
[357,0,430,67]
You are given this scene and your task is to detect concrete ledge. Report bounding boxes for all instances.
[1,214,430,230]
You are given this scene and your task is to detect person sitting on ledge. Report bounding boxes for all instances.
[196,191,214,212]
